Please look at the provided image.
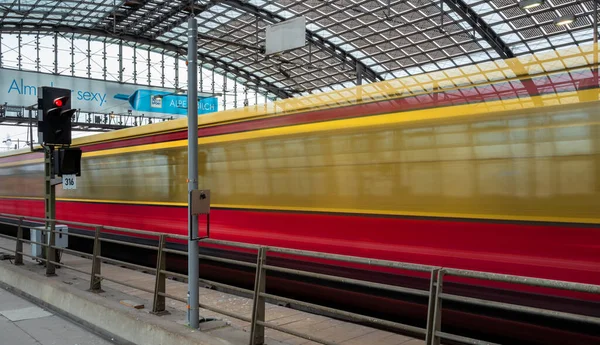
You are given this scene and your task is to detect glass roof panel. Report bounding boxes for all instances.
[0,0,595,98]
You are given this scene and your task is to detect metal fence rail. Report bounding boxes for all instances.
[0,212,598,345]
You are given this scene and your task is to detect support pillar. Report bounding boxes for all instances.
[186,16,200,330]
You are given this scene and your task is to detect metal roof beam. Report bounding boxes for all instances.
[125,1,201,37]
[149,2,211,39]
[0,25,293,99]
[441,0,515,59]
[216,0,383,84]
[97,0,152,33]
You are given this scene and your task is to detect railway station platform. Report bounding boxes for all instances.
[0,285,115,345]
[0,236,424,345]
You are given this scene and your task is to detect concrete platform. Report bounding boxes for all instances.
[0,237,424,345]
[0,285,115,345]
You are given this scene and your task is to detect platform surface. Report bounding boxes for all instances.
[0,285,116,345]
[0,236,424,345]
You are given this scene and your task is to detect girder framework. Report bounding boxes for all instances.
[0,0,597,99]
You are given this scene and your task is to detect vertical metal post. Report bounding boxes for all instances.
[87,36,91,79]
[103,39,107,80]
[425,268,440,345]
[44,147,56,276]
[118,40,123,83]
[89,226,103,292]
[249,247,267,345]
[70,33,75,76]
[35,33,40,72]
[53,32,58,75]
[161,51,165,88]
[199,64,203,93]
[14,217,24,265]
[133,44,137,84]
[356,64,363,104]
[152,234,168,314]
[234,80,238,108]
[428,269,445,345]
[223,73,227,110]
[175,54,180,90]
[211,69,215,98]
[187,16,200,330]
[17,33,22,70]
[147,48,152,86]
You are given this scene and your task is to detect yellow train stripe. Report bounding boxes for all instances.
[1,195,599,225]
[0,196,41,201]
[0,158,43,168]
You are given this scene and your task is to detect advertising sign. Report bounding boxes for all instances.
[1,68,218,117]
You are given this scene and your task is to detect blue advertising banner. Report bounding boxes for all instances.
[113,90,218,116]
[1,68,219,117]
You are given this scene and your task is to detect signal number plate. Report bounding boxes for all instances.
[63,174,77,190]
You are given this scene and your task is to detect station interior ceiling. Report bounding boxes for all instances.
[0,0,596,100]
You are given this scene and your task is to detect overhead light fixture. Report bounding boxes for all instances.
[554,14,575,26]
[519,0,544,10]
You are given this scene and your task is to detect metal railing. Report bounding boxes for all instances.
[0,212,599,345]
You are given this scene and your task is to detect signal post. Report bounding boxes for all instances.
[37,87,81,275]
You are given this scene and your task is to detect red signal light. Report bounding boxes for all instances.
[54,99,64,107]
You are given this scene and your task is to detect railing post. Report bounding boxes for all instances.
[249,247,267,345]
[427,269,445,345]
[45,220,56,276]
[14,217,24,265]
[425,268,440,345]
[89,226,103,292]
[152,234,169,315]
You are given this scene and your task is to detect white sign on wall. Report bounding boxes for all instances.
[1,68,219,117]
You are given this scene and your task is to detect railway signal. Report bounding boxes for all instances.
[36,86,82,276]
[38,87,77,146]
[53,147,82,177]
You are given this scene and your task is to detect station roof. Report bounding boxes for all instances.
[0,0,596,99]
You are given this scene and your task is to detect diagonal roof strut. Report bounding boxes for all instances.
[442,0,515,59]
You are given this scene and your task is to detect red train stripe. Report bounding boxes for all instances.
[0,152,44,163]
[1,198,598,302]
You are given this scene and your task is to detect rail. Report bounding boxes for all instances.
[0,212,598,345]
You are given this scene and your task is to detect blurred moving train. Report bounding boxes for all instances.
[1,44,600,344]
